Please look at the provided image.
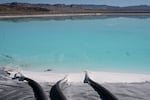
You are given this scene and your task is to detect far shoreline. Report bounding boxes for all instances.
[0,13,150,19]
[0,13,102,18]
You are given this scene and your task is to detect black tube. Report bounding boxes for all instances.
[22,77,48,100]
[50,80,67,100]
[84,73,118,100]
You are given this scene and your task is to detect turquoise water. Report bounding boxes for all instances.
[0,16,150,73]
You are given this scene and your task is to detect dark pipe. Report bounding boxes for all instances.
[84,72,118,100]
[50,80,67,100]
[20,77,48,100]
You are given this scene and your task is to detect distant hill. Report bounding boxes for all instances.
[0,2,150,15]
[73,4,150,11]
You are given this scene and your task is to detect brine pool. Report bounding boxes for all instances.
[0,15,150,73]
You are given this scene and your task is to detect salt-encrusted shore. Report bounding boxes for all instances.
[0,13,102,18]
[1,13,150,19]
[11,70,150,83]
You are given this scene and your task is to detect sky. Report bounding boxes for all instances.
[0,0,150,6]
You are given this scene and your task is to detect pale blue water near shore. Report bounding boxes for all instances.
[0,16,150,73]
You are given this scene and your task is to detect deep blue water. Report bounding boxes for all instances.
[0,16,150,73]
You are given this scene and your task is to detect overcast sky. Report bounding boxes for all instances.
[0,0,150,6]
